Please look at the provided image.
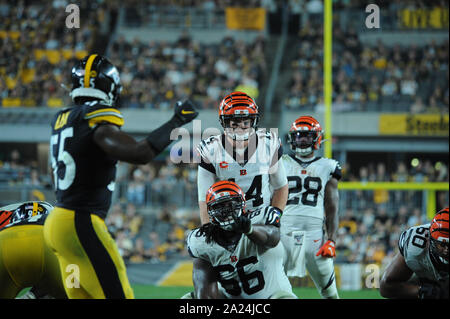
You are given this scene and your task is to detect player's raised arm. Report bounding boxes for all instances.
[93,100,198,164]
[233,206,282,249]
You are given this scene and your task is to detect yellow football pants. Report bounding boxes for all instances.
[43,207,134,299]
[0,225,66,299]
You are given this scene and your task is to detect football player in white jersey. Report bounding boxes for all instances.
[196,91,288,225]
[186,181,297,299]
[280,115,341,299]
[380,207,449,299]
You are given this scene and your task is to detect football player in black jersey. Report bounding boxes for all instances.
[43,54,198,299]
[0,201,66,299]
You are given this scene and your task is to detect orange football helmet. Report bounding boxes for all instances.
[287,115,323,157]
[219,91,259,141]
[430,207,449,265]
[206,180,246,230]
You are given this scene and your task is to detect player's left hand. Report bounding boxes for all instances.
[316,239,336,258]
[232,212,252,235]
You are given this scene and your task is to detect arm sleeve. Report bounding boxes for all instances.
[268,136,287,189]
[398,230,408,256]
[269,157,288,190]
[263,206,282,228]
[331,161,342,180]
[197,166,216,202]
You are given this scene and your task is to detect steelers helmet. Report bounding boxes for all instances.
[70,54,122,106]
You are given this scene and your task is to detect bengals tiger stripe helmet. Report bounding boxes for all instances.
[219,91,259,141]
[70,54,122,106]
[287,115,323,157]
[430,207,449,265]
[206,180,246,230]
[0,210,12,230]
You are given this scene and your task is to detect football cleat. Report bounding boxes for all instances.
[206,180,246,231]
[70,54,122,106]
[287,115,323,157]
[429,207,449,265]
[219,91,259,141]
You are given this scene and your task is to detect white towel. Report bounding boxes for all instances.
[281,230,307,278]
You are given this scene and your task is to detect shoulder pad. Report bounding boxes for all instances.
[398,225,430,258]
[186,228,208,258]
[83,102,124,128]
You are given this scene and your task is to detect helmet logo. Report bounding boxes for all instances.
[217,192,230,198]
[234,109,249,115]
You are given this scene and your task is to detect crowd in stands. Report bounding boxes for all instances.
[0,0,114,108]
[1,147,449,266]
[284,23,449,113]
[0,0,449,270]
[109,33,266,110]
[108,154,448,265]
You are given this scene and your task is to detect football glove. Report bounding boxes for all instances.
[418,282,442,299]
[232,212,252,235]
[316,239,336,258]
[173,99,199,125]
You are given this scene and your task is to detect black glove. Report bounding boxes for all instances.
[173,99,199,125]
[146,99,198,153]
[418,282,441,299]
[232,212,252,234]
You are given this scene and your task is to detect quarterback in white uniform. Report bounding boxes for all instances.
[196,91,288,225]
[380,207,449,299]
[280,115,341,299]
[186,181,297,299]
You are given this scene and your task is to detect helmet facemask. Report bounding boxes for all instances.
[207,196,244,231]
[430,237,449,265]
[221,114,259,141]
[288,130,321,157]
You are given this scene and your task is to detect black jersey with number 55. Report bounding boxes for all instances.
[50,101,124,218]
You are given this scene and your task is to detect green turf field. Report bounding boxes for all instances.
[19,285,384,299]
[131,285,384,299]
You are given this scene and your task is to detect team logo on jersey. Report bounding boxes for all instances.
[301,169,307,174]
[230,256,238,263]
[240,169,247,176]
[219,161,229,168]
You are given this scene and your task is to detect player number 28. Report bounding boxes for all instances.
[287,176,322,206]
